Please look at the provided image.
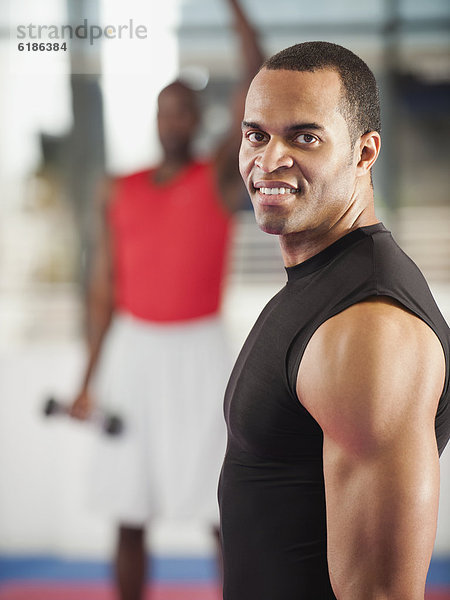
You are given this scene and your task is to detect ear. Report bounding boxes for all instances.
[356,131,381,177]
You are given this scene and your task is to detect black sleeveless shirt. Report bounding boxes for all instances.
[218,223,450,600]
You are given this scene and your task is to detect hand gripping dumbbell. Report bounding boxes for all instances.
[43,397,124,436]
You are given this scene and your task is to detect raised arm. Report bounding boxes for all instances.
[70,178,115,420]
[296,297,445,599]
[214,0,264,212]
[227,0,264,80]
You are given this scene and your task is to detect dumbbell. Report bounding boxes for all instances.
[43,397,124,436]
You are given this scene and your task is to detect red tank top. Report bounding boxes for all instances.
[108,161,232,322]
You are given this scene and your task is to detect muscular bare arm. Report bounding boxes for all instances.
[70,179,115,419]
[214,0,264,212]
[296,297,445,599]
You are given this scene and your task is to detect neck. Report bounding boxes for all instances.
[279,200,378,268]
[163,149,192,167]
[154,152,193,184]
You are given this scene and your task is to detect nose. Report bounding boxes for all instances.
[255,139,294,173]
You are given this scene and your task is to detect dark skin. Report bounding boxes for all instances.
[70,2,263,599]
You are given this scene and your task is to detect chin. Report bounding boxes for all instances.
[259,224,284,235]
[252,202,293,236]
[254,215,286,236]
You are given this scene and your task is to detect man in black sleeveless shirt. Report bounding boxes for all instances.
[218,42,450,599]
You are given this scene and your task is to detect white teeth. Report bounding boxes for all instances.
[259,187,296,195]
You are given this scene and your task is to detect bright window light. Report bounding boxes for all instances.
[100,0,180,175]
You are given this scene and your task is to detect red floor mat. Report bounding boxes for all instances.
[0,582,222,600]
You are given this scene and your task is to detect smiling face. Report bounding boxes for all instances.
[239,68,362,237]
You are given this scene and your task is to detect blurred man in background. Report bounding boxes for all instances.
[70,1,263,599]
[219,41,450,599]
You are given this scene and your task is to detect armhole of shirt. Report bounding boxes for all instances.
[285,234,450,411]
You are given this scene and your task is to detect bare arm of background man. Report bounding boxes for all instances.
[70,179,115,420]
[213,0,264,213]
[297,296,445,599]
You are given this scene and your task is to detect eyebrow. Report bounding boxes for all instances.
[241,120,325,133]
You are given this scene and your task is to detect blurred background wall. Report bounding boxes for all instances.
[0,0,449,563]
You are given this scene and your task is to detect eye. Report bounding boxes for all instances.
[246,131,266,143]
[295,133,318,145]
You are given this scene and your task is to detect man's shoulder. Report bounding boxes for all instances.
[186,159,215,179]
[297,297,445,454]
[310,296,442,373]
[322,297,434,346]
[368,226,428,284]
[113,168,151,185]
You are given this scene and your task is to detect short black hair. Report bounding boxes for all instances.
[263,41,381,144]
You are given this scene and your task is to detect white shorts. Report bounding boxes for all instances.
[87,312,231,527]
